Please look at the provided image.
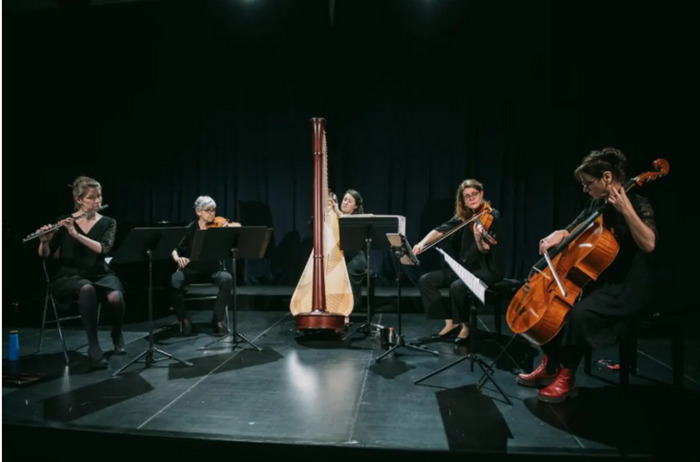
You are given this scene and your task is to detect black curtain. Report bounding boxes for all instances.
[3,0,679,324]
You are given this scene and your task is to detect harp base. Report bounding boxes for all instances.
[296,311,346,333]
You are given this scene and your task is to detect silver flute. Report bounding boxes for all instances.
[23,204,109,243]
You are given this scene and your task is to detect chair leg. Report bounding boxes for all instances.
[672,334,684,388]
[38,291,50,353]
[584,349,592,375]
[619,339,631,389]
[494,293,502,336]
[469,304,478,354]
[51,296,70,364]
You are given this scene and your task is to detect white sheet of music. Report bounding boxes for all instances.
[436,248,487,304]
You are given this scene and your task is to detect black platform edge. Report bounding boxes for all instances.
[2,422,656,461]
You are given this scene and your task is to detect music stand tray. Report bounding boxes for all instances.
[339,215,405,341]
[110,227,194,376]
[375,233,439,361]
[195,226,271,352]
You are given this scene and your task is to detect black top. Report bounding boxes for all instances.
[434,209,504,286]
[47,215,118,280]
[565,192,657,316]
[174,221,224,273]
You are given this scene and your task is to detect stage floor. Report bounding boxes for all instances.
[3,305,698,460]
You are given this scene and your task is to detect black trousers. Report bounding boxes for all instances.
[417,267,474,324]
[169,268,232,322]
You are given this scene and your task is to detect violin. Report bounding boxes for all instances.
[206,216,236,228]
[470,206,498,246]
[422,204,497,253]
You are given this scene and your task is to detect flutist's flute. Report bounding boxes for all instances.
[22,205,109,243]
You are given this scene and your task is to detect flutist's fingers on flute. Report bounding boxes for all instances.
[36,225,57,243]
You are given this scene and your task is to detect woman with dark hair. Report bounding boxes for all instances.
[331,189,367,311]
[516,147,657,403]
[412,179,504,345]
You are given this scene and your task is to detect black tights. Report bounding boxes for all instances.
[77,283,125,358]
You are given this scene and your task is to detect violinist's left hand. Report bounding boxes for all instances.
[473,222,484,239]
[607,186,633,214]
[225,221,242,227]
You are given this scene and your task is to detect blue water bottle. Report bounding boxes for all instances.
[8,330,20,361]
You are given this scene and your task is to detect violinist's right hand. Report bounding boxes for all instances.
[539,229,569,255]
[174,257,190,269]
[412,242,425,255]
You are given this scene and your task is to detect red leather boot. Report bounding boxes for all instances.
[537,368,578,403]
[516,354,559,387]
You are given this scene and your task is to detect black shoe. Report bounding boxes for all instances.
[111,332,126,355]
[454,335,470,345]
[180,318,193,335]
[88,354,108,369]
[212,320,230,337]
[417,326,460,344]
[87,344,106,368]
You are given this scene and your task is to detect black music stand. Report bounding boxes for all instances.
[196,226,272,352]
[412,258,512,404]
[339,215,400,341]
[376,233,439,361]
[111,227,194,377]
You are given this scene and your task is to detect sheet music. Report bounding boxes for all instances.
[342,214,406,235]
[436,248,487,304]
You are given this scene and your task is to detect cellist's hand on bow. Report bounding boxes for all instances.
[539,229,569,255]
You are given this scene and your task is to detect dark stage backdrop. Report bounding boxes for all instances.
[3,0,680,325]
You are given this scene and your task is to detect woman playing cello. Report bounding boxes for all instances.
[516,147,658,403]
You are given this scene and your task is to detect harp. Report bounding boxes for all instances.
[290,117,354,332]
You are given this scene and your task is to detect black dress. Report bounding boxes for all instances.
[46,215,124,304]
[556,193,657,349]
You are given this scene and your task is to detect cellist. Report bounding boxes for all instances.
[412,179,504,345]
[517,147,657,403]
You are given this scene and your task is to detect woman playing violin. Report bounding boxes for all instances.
[412,179,504,345]
[169,195,241,335]
[517,147,657,403]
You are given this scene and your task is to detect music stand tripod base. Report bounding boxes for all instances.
[342,316,382,341]
[413,351,511,404]
[114,346,194,377]
[376,335,439,362]
[194,229,271,353]
[109,227,195,377]
[375,232,439,362]
[198,328,262,352]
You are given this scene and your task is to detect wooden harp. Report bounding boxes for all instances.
[290,117,354,332]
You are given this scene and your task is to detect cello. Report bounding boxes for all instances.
[289,118,354,332]
[506,159,669,345]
